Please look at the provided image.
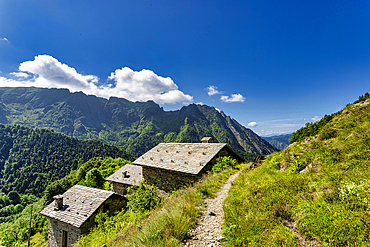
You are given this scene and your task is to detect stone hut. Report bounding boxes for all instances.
[201,137,214,143]
[105,164,143,196]
[39,185,126,247]
[129,140,245,195]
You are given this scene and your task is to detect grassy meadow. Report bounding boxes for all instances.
[223,100,370,246]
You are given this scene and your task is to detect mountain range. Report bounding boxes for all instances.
[0,87,278,160]
[262,133,292,150]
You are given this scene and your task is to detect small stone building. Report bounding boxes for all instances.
[107,138,245,195]
[105,164,143,196]
[39,185,126,247]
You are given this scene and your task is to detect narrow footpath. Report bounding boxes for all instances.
[184,166,247,247]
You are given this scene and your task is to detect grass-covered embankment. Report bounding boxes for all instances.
[223,100,370,246]
[75,164,244,247]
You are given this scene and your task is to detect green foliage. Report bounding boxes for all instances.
[127,181,160,212]
[318,126,337,140]
[211,156,237,173]
[290,93,370,144]
[0,200,47,246]
[223,99,370,246]
[0,124,134,199]
[43,157,130,204]
[79,168,105,189]
[0,204,24,218]
[353,92,370,104]
[339,180,370,210]
[1,157,129,246]
[0,123,134,222]
[7,191,20,205]
[0,193,10,207]
[0,229,6,246]
[290,113,338,143]
[0,191,38,223]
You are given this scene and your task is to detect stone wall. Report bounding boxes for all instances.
[48,219,81,247]
[112,182,130,196]
[105,196,127,214]
[142,166,199,194]
[141,147,238,195]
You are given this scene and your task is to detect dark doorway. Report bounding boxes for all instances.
[62,230,67,247]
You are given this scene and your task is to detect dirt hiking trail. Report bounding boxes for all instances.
[184,166,247,247]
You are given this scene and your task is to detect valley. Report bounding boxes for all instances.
[1,89,369,246]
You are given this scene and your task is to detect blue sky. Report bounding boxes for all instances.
[0,0,369,136]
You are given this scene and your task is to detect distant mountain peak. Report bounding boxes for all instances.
[0,87,278,160]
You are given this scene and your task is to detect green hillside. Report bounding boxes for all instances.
[223,98,370,246]
[0,124,133,224]
[0,157,131,246]
[6,95,370,247]
[0,87,277,160]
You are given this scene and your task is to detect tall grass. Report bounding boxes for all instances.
[223,100,370,246]
[75,166,240,246]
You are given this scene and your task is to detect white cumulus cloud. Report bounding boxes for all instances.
[10,72,31,78]
[258,130,292,137]
[0,55,193,105]
[247,121,258,127]
[304,116,322,122]
[206,85,221,96]
[108,67,192,104]
[220,93,246,103]
[310,116,322,122]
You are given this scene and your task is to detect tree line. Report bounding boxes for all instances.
[290,93,370,143]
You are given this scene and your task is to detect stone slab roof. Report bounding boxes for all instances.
[105,164,143,186]
[133,143,229,175]
[40,185,116,228]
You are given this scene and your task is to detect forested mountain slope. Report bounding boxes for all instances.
[0,87,277,160]
[262,133,292,150]
[0,124,133,198]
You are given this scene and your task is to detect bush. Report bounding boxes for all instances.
[127,181,159,212]
[79,168,105,189]
[319,127,337,140]
[7,191,20,205]
[212,156,237,173]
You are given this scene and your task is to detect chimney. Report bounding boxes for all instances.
[122,171,128,178]
[53,195,63,210]
[201,137,213,143]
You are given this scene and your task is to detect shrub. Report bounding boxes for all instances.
[319,127,337,140]
[127,181,160,212]
[212,156,237,173]
[79,168,105,189]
